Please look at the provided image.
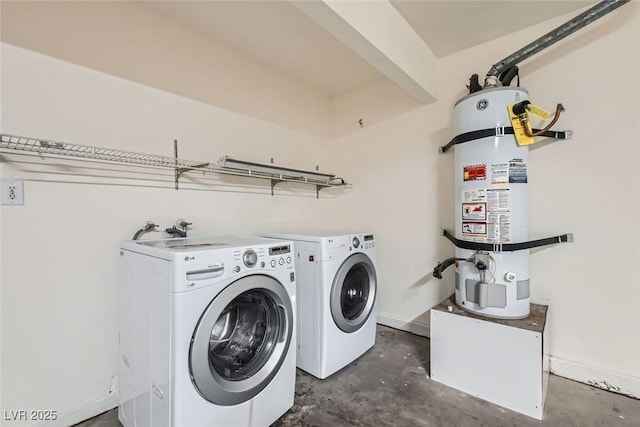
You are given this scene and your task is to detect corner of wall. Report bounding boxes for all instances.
[329,78,424,138]
[549,356,640,399]
[42,384,118,427]
[378,312,431,338]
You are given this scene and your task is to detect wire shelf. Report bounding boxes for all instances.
[0,133,348,195]
[0,134,201,169]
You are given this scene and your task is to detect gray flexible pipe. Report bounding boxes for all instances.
[132,221,158,240]
[484,0,630,87]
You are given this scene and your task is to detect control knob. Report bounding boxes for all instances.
[352,237,360,249]
[243,250,258,268]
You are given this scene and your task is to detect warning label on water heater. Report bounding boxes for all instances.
[462,222,487,235]
[462,189,486,203]
[460,190,488,240]
[491,163,508,184]
[462,203,486,221]
[461,188,511,243]
[463,164,487,181]
[486,189,511,242]
[508,159,527,183]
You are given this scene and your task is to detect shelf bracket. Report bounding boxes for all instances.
[174,139,179,190]
[174,139,208,190]
[176,164,210,190]
[270,179,284,196]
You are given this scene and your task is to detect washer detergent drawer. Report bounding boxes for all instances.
[186,265,224,281]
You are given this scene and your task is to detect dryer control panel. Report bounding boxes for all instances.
[349,234,375,251]
[362,234,375,249]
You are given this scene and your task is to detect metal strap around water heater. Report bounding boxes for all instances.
[439,126,572,153]
[441,229,574,252]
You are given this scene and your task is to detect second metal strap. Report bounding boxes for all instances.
[441,229,574,252]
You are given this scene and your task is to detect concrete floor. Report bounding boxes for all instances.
[76,325,640,427]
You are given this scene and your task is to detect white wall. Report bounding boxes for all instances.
[0,43,341,427]
[0,1,332,137]
[524,4,640,395]
[1,3,639,426]
[330,3,640,396]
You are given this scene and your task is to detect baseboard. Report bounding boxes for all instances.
[31,376,118,427]
[549,355,640,399]
[377,313,430,337]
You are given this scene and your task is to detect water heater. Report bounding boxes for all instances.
[428,1,633,319]
[453,88,531,318]
[433,87,573,319]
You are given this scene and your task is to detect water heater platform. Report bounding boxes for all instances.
[430,295,549,419]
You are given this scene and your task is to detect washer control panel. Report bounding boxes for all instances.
[268,244,292,268]
[231,243,292,274]
[348,234,375,251]
[167,239,295,291]
[269,244,291,256]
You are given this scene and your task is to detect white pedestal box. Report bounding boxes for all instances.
[430,296,549,419]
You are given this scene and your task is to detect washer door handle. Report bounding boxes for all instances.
[277,305,287,343]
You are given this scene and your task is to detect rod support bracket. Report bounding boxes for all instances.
[270,179,284,196]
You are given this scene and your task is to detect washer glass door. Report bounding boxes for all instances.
[190,274,293,406]
[330,253,377,333]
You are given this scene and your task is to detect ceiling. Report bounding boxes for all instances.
[391,1,594,58]
[143,1,594,96]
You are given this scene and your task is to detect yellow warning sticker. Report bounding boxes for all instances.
[526,104,552,120]
[507,104,535,146]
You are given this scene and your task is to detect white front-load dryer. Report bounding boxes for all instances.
[119,236,296,427]
[264,231,377,379]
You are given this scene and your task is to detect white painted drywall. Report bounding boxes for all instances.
[329,3,640,396]
[0,43,340,426]
[293,0,438,103]
[0,1,332,137]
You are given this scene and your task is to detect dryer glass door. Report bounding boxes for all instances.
[330,253,377,333]
[190,274,293,406]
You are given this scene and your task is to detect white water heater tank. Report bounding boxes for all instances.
[453,87,531,319]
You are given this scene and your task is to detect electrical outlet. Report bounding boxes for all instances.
[1,180,24,205]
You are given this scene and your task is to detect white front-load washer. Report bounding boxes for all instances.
[119,236,296,427]
[263,231,377,379]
